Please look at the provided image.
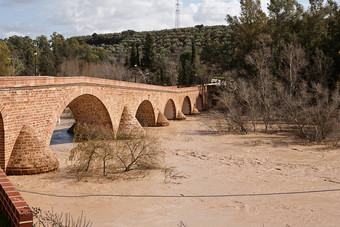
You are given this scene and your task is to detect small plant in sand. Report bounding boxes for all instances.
[69,123,161,180]
[32,207,91,227]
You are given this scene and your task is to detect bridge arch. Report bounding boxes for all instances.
[47,90,113,145]
[135,100,156,127]
[182,96,192,115]
[164,99,176,120]
[195,94,203,111]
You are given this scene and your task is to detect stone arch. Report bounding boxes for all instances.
[67,94,112,127]
[47,92,113,145]
[164,99,176,120]
[0,111,4,169]
[182,96,192,115]
[195,94,203,111]
[135,100,156,127]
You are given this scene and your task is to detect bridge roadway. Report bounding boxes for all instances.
[0,76,204,175]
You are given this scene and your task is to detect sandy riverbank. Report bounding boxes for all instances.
[8,113,340,226]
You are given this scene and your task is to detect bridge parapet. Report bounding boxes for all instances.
[0,76,198,93]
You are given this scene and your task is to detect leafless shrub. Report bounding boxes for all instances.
[114,136,161,172]
[58,60,135,82]
[281,83,339,141]
[177,221,187,227]
[163,166,188,184]
[32,207,91,227]
[217,87,248,134]
[69,124,161,180]
[69,124,115,179]
[200,111,233,134]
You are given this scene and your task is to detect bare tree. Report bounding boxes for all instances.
[217,85,248,134]
[10,57,25,76]
[246,35,276,132]
[69,123,115,178]
[58,60,135,82]
[308,49,334,87]
[281,82,339,141]
[281,43,308,99]
[69,124,161,180]
[236,78,259,132]
[115,137,160,172]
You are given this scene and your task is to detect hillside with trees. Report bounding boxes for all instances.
[0,0,339,89]
[0,25,230,85]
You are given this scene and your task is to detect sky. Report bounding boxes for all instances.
[0,0,336,39]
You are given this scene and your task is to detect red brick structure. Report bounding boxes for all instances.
[0,167,33,226]
[0,76,204,175]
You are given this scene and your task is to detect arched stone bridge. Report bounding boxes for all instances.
[0,76,205,175]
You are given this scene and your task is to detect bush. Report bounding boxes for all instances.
[32,207,91,227]
[69,123,161,180]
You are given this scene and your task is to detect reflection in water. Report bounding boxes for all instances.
[50,128,74,145]
[50,117,75,145]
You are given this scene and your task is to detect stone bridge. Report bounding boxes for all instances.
[0,76,205,175]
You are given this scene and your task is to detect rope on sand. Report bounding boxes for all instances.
[18,188,340,198]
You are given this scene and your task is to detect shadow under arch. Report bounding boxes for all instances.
[135,100,156,127]
[48,93,113,145]
[182,96,192,115]
[195,94,203,111]
[164,99,176,120]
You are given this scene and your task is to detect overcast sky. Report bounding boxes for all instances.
[0,0,335,39]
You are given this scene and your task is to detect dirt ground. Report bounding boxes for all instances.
[8,112,340,227]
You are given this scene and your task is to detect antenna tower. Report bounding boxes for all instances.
[175,0,180,28]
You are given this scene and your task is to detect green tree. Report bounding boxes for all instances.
[129,42,139,68]
[226,0,267,73]
[178,50,194,86]
[268,0,304,78]
[141,33,157,72]
[0,41,10,76]
[51,32,67,73]
[36,35,56,76]
[65,38,81,60]
[6,36,35,75]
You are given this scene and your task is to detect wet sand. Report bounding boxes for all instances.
[8,113,340,226]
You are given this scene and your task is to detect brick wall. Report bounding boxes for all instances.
[0,168,33,226]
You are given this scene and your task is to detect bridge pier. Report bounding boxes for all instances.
[156,112,170,126]
[177,110,186,120]
[117,106,146,139]
[6,124,59,175]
